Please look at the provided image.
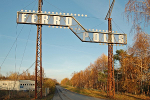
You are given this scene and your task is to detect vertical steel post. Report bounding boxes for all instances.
[35,0,43,99]
[107,18,115,98]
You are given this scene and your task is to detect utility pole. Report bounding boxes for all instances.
[35,0,43,99]
[105,0,115,98]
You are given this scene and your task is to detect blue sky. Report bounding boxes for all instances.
[0,0,138,82]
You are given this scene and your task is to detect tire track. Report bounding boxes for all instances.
[58,88,72,100]
[52,87,63,100]
[56,87,64,100]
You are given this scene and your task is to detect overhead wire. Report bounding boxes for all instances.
[15,23,18,75]
[12,0,38,89]
[31,0,38,11]
[112,19,128,49]
[19,25,32,72]
[0,0,38,90]
[0,25,24,69]
[9,0,122,81]
[17,0,37,74]
[16,0,38,79]
[74,16,104,19]
[21,0,37,10]
[18,0,37,73]
[0,0,37,72]
[112,19,126,34]
[18,61,35,77]
[13,24,23,90]
[90,21,106,29]
[13,61,35,89]
[44,0,104,20]
[44,0,106,34]
[44,0,65,13]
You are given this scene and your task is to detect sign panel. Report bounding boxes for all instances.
[17,10,127,44]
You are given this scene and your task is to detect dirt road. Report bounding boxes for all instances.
[52,85,104,100]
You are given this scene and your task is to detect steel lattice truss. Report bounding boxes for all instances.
[107,18,115,98]
[35,0,42,99]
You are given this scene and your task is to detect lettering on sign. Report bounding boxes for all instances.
[19,13,72,26]
[82,32,125,44]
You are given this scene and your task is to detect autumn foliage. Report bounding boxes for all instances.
[61,31,150,95]
[61,54,108,91]
[61,78,71,86]
[60,0,150,96]
[118,31,150,94]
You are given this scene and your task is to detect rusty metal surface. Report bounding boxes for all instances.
[35,0,43,99]
[107,18,115,98]
[105,0,115,20]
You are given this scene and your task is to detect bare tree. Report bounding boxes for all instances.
[125,0,150,29]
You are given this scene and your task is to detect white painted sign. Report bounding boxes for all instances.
[20,14,72,26]
[17,11,127,44]
[82,32,126,44]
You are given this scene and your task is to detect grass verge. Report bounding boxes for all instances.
[10,93,54,100]
[61,85,150,100]
[40,93,54,100]
[0,90,55,100]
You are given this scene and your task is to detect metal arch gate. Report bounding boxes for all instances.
[16,0,126,99]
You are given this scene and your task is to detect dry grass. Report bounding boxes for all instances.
[115,93,150,100]
[0,90,35,100]
[61,85,150,100]
[0,90,54,100]
[61,85,108,99]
